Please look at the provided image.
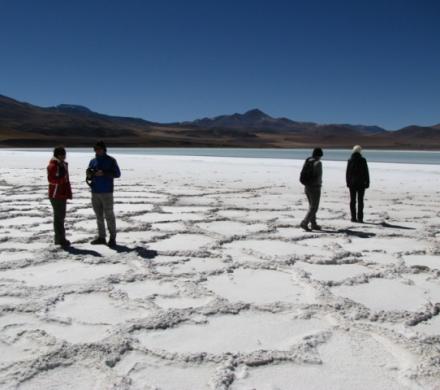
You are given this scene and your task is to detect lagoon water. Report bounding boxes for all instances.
[4,148,440,165]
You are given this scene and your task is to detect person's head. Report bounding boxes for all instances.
[53,146,66,161]
[352,145,362,154]
[312,147,323,160]
[94,140,107,156]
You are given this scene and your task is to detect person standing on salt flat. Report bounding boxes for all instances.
[87,141,121,247]
[47,146,72,248]
[346,145,370,223]
[300,148,323,231]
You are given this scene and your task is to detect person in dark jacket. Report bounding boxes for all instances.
[300,147,323,231]
[47,146,72,247]
[87,141,121,247]
[346,145,370,223]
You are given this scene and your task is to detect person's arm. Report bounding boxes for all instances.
[47,162,65,184]
[364,159,370,188]
[316,160,322,183]
[346,161,350,187]
[111,158,121,178]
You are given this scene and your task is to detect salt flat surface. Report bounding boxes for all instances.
[0,151,439,389]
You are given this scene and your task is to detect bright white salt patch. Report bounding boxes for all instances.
[344,237,428,253]
[205,268,315,304]
[403,255,440,270]
[231,331,412,390]
[332,279,429,311]
[155,296,212,309]
[39,322,112,344]
[17,363,115,390]
[414,315,440,336]
[197,221,267,236]
[116,280,178,299]
[115,352,214,390]
[0,261,128,287]
[136,311,328,354]
[296,262,370,282]
[151,234,216,252]
[0,216,47,227]
[49,293,151,325]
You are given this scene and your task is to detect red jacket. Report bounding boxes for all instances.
[47,158,72,200]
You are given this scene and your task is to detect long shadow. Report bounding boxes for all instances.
[312,228,376,238]
[365,221,416,230]
[336,229,376,239]
[110,244,158,260]
[63,246,102,257]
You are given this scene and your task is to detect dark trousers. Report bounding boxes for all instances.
[303,186,321,225]
[349,188,365,221]
[50,199,67,244]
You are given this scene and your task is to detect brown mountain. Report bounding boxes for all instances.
[1,94,439,149]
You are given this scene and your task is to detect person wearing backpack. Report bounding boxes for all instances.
[47,146,72,247]
[300,148,323,231]
[87,141,121,247]
[346,145,370,223]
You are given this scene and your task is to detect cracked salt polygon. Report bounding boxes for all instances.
[0,261,128,287]
[115,352,215,390]
[17,363,116,390]
[231,331,414,390]
[116,280,179,299]
[49,293,151,325]
[136,311,329,354]
[0,216,48,228]
[150,234,216,252]
[332,279,430,312]
[223,239,328,259]
[169,258,226,274]
[113,203,155,212]
[0,312,112,344]
[402,255,440,270]
[343,237,427,253]
[132,212,206,223]
[295,261,371,282]
[205,268,315,304]
[197,220,267,236]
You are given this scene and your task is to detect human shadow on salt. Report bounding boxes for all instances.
[63,246,102,257]
[109,244,158,260]
[362,221,415,230]
[314,228,376,238]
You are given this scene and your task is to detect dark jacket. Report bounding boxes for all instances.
[47,158,72,200]
[88,154,121,193]
[346,152,369,189]
[304,157,323,187]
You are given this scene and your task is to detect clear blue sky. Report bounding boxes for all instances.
[1,0,439,129]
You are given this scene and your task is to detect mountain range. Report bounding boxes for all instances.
[1,94,439,149]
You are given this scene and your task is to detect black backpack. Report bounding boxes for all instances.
[300,158,316,185]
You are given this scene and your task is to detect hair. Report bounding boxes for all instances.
[312,147,323,158]
[53,145,66,158]
[94,140,107,152]
[353,145,362,154]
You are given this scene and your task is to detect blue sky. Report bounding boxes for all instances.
[0,0,439,129]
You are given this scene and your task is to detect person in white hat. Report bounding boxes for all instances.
[346,145,370,222]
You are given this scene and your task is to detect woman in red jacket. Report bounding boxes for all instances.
[47,146,72,247]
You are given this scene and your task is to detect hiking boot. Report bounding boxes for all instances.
[300,221,311,231]
[108,238,117,248]
[90,237,106,245]
[60,239,71,248]
[311,224,322,230]
[351,217,357,222]
[357,219,364,223]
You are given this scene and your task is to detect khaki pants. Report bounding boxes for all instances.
[92,193,116,239]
